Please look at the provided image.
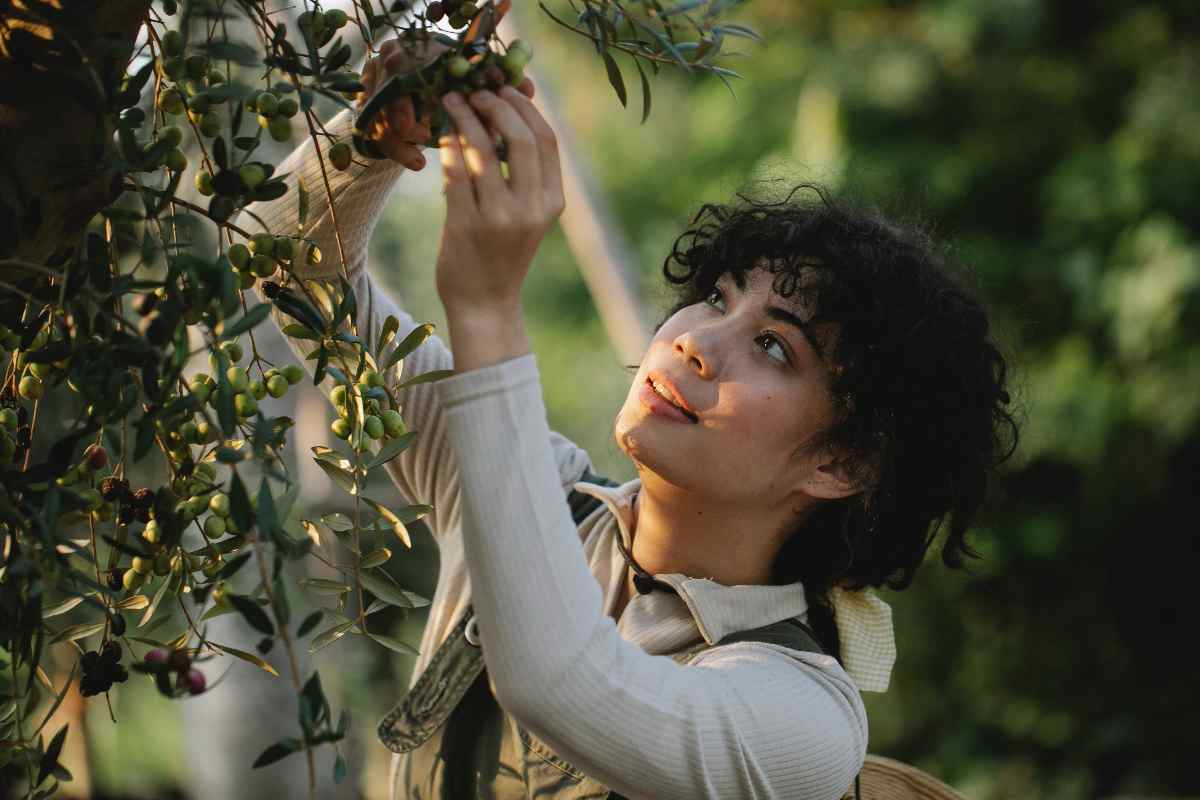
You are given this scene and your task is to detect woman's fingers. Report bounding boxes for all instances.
[439,127,479,216]
[465,90,540,200]
[440,92,508,200]
[496,86,564,213]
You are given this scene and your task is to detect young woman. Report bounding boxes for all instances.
[247,36,1018,800]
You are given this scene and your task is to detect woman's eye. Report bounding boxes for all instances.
[703,287,790,365]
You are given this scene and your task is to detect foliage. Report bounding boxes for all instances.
[0,0,757,797]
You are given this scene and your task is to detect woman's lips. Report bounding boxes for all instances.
[640,378,697,423]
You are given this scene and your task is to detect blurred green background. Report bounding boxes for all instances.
[71,1,1200,799]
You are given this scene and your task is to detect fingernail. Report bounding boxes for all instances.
[444,92,462,106]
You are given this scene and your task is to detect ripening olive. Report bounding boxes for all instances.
[267,374,289,398]
[164,148,188,173]
[199,111,220,138]
[282,365,304,385]
[268,115,292,142]
[18,374,43,400]
[251,254,276,279]
[220,340,244,363]
[240,166,267,192]
[123,568,145,591]
[328,142,352,171]
[203,515,226,539]
[248,231,274,255]
[227,243,251,269]
[330,384,348,407]
[29,361,52,379]
[131,556,154,574]
[162,30,184,57]
[235,392,258,417]
[161,88,185,114]
[209,493,230,517]
[331,418,351,440]
[255,92,279,116]
[447,56,471,79]
[226,366,249,393]
[195,171,214,196]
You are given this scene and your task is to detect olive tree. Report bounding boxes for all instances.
[0,0,758,797]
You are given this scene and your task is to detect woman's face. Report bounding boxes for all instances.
[614,265,843,513]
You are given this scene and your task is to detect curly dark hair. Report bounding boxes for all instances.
[634,182,1021,664]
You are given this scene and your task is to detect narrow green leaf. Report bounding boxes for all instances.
[297,176,309,232]
[252,737,303,768]
[312,445,353,471]
[298,578,351,596]
[309,621,356,653]
[357,569,414,609]
[280,323,321,341]
[364,431,416,470]
[49,622,105,644]
[602,50,628,107]
[380,315,400,353]
[212,641,281,677]
[360,547,392,568]
[216,551,253,581]
[314,459,358,495]
[384,323,434,370]
[139,571,175,628]
[322,512,354,531]
[41,596,85,618]
[396,369,455,391]
[367,632,420,656]
[297,610,323,638]
[37,723,69,787]
[220,304,272,339]
[361,497,410,548]
[272,573,291,627]
[229,473,255,534]
[229,594,275,636]
[635,58,652,124]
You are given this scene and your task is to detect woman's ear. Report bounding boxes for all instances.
[801,448,876,501]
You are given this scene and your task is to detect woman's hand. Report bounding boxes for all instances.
[434,86,564,318]
[358,38,536,172]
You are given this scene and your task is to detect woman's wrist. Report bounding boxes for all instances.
[445,302,529,374]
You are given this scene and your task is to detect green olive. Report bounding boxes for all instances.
[161,30,184,57]
[268,115,292,142]
[123,568,145,591]
[381,409,405,438]
[266,374,289,398]
[226,366,249,393]
[160,125,184,148]
[132,556,154,574]
[220,340,244,363]
[250,379,267,400]
[255,91,279,116]
[251,254,277,278]
[330,418,351,440]
[18,374,43,400]
[185,55,209,80]
[237,269,257,290]
[184,496,207,518]
[0,408,17,431]
[180,421,199,443]
[203,515,226,539]
[447,56,471,79]
[240,165,267,190]
[273,237,294,260]
[195,170,214,196]
[325,8,348,28]
[248,231,274,255]
[235,392,258,418]
[209,493,230,517]
[199,111,220,138]
[328,142,352,171]
[164,148,188,173]
[364,415,384,440]
[277,96,299,118]
[227,243,251,269]
[282,364,304,385]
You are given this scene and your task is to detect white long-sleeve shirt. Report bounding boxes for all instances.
[240,106,869,800]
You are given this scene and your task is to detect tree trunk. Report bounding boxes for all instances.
[0,0,151,278]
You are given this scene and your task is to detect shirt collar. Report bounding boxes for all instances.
[571,476,811,647]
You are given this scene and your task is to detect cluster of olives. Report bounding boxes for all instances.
[80,640,130,697]
[424,0,482,31]
[328,369,407,449]
[142,647,207,695]
[297,7,351,48]
[245,88,301,144]
[224,232,312,286]
[153,30,230,170]
[0,405,29,465]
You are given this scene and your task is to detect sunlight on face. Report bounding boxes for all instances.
[613,266,839,507]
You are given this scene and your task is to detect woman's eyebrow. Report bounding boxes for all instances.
[724,273,822,356]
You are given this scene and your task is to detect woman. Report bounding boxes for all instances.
[247,36,1017,800]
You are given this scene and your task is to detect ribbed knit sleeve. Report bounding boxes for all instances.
[230,107,592,542]
[437,353,868,800]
